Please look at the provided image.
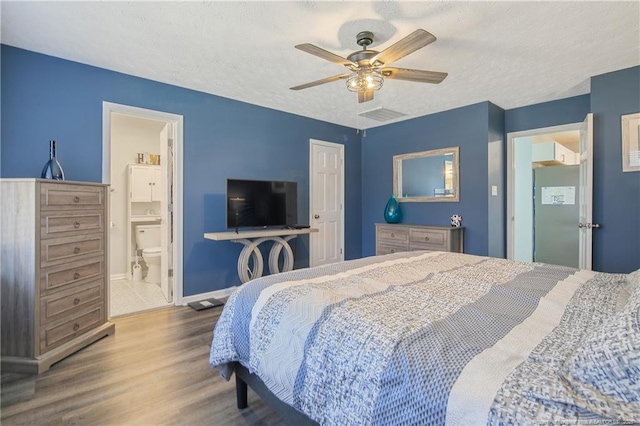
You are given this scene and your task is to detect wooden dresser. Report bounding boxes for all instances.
[375,223,464,255]
[1,179,115,373]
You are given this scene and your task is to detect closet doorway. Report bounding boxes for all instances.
[102,102,184,317]
[309,139,345,267]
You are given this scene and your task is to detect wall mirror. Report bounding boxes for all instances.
[393,146,459,202]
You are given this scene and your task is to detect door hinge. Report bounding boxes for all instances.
[168,269,173,278]
[168,138,174,148]
[340,248,343,255]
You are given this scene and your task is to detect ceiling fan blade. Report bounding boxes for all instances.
[295,43,358,68]
[358,90,374,103]
[370,29,437,66]
[381,67,448,84]
[290,73,351,91]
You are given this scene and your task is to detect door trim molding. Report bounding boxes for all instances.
[101,102,185,311]
[506,121,582,261]
[309,139,345,267]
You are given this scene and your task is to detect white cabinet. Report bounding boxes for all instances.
[532,142,578,166]
[127,165,162,278]
[130,165,162,202]
[151,167,162,201]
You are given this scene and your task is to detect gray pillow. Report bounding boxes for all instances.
[615,279,637,312]
[559,285,640,422]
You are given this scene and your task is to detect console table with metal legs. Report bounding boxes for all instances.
[204,228,318,283]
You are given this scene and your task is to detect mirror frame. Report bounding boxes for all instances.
[393,146,460,202]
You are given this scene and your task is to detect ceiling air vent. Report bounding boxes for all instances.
[358,107,407,122]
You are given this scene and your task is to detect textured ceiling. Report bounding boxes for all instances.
[2,1,639,129]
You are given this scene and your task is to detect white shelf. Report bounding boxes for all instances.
[131,215,161,223]
[204,227,317,241]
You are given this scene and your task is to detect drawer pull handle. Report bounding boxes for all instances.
[425,237,430,241]
[74,221,81,228]
[391,233,395,237]
[73,323,80,331]
[73,272,81,280]
[73,298,80,305]
[73,196,80,203]
[74,247,81,254]
[390,249,395,253]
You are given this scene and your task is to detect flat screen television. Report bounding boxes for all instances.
[226,179,297,229]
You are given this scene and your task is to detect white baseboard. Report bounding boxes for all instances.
[110,273,128,281]
[181,287,237,306]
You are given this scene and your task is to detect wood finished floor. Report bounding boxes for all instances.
[1,306,284,425]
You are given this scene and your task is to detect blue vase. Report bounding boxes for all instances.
[384,194,402,223]
[41,140,65,180]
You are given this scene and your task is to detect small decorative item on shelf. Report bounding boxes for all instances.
[384,194,402,223]
[41,140,65,180]
[450,214,463,227]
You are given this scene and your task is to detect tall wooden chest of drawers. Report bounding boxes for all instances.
[1,179,115,373]
[375,223,464,255]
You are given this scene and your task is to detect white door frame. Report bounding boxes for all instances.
[102,102,184,311]
[506,121,582,261]
[309,139,345,267]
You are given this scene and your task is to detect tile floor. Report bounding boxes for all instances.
[109,278,172,317]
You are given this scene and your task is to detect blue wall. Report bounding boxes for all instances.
[361,102,495,257]
[2,44,637,292]
[1,45,362,296]
[590,66,640,273]
[487,102,505,258]
[505,94,591,134]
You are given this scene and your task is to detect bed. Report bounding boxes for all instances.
[209,251,639,425]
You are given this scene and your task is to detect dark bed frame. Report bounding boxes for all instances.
[234,362,318,425]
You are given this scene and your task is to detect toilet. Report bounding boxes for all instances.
[134,224,162,284]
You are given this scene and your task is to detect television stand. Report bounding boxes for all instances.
[204,228,319,283]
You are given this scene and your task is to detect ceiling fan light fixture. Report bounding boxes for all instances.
[292,29,445,104]
[346,69,383,92]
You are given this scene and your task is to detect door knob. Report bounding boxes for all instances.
[314,214,320,219]
[592,223,601,229]
[578,223,585,228]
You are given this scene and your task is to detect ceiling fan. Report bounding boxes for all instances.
[290,29,448,103]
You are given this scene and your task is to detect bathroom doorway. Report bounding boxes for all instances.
[102,103,184,317]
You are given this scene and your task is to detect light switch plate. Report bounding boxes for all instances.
[491,185,498,196]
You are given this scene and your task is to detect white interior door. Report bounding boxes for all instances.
[310,140,344,267]
[578,113,594,270]
[160,124,172,302]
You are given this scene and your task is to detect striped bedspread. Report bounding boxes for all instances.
[209,251,630,425]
